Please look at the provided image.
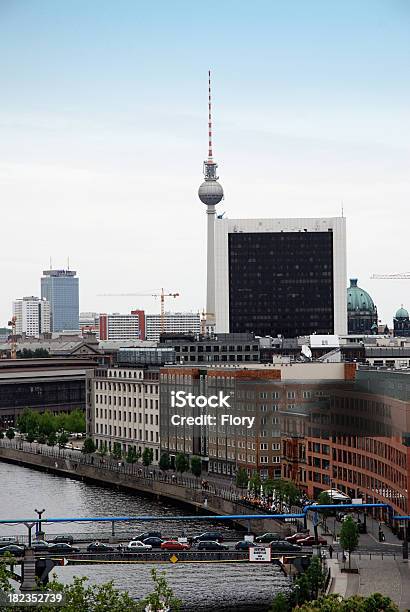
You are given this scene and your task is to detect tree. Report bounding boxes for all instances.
[175,453,189,473]
[37,433,47,445]
[142,447,154,467]
[98,443,108,457]
[65,409,86,434]
[235,468,249,489]
[306,556,326,599]
[82,437,96,454]
[283,480,301,507]
[17,409,39,435]
[47,431,57,446]
[190,455,202,477]
[159,452,171,471]
[38,411,56,437]
[136,567,182,611]
[249,471,261,493]
[126,447,138,464]
[5,428,15,440]
[57,432,69,448]
[0,560,183,611]
[295,593,399,611]
[0,431,3,440]
[269,592,290,612]
[26,431,36,443]
[339,515,359,570]
[317,491,333,529]
[112,442,122,460]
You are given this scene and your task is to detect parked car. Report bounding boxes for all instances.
[191,532,224,543]
[127,540,152,551]
[142,537,164,547]
[31,540,52,552]
[0,545,25,556]
[161,540,190,551]
[235,540,255,551]
[285,532,310,543]
[87,542,115,552]
[0,537,18,547]
[255,532,281,543]
[197,541,228,551]
[270,541,302,553]
[297,535,327,546]
[51,534,74,545]
[132,531,161,541]
[49,543,80,554]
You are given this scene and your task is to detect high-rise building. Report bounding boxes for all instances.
[197,75,347,339]
[99,312,144,341]
[41,269,79,332]
[12,296,51,338]
[145,312,201,342]
[214,217,347,338]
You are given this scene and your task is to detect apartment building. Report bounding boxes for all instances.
[12,296,51,338]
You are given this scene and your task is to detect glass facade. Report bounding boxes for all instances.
[41,270,79,331]
[228,231,334,337]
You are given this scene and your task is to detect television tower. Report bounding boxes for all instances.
[198,70,224,334]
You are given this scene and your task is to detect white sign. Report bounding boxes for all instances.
[249,546,271,562]
[352,498,363,505]
[244,535,254,543]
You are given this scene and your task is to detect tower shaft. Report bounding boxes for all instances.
[206,205,216,329]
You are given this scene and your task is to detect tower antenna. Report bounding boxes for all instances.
[208,69,213,162]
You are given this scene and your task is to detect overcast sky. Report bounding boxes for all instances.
[0,0,409,326]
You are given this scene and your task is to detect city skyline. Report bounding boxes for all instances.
[0,1,409,324]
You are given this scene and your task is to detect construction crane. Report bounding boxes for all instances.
[97,288,180,334]
[7,316,17,359]
[371,273,410,279]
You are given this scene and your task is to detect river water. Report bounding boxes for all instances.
[0,462,291,611]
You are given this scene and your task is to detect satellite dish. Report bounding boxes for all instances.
[301,345,312,360]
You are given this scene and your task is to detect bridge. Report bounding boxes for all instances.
[2,502,409,592]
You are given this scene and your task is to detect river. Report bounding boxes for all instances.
[0,461,291,611]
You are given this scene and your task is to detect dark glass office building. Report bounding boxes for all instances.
[228,231,334,338]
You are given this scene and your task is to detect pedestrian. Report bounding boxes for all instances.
[328,544,334,559]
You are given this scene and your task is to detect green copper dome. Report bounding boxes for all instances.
[395,306,409,319]
[347,278,377,313]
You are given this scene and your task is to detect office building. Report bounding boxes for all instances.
[99,312,144,341]
[79,312,100,335]
[41,269,79,332]
[282,367,410,519]
[0,357,93,428]
[87,359,161,463]
[212,217,347,338]
[159,332,260,364]
[145,312,201,342]
[159,361,353,478]
[12,296,51,338]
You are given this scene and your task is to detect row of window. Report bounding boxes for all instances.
[95,408,158,424]
[174,344,259,353]
[95,381,158,394]
[95,396,159,409]
[94,423,159,443]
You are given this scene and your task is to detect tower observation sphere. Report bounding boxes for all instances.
[198,179,224,206]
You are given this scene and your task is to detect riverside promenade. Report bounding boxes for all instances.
[0,439,288,534]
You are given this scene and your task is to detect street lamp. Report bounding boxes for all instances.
[34,508,45,539]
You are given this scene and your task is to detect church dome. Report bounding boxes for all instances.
[347,278,377,313]
[395,306,409,319]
